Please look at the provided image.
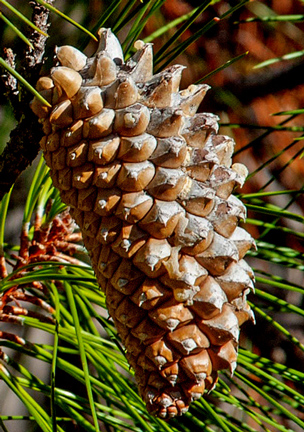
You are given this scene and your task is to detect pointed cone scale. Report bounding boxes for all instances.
[125,42,153,82]
[96,27,124,63]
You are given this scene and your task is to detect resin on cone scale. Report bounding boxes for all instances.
[31,28,255,419]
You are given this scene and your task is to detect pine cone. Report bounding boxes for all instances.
[31,28,255,418]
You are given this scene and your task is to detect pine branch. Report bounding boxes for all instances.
[0,0,54,202]
[0,113,43,200]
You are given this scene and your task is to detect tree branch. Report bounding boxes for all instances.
[0,113,43,201]
[0,0,54,202]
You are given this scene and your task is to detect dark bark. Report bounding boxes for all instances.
[0,1,54,201]
[0,113,43,200]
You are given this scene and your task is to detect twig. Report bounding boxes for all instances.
[0,330,27,345]
[2,305,55,323]
[21,0,54,89]
[1,48,19,115]
[0,255,8,279]
[13,292,55,314]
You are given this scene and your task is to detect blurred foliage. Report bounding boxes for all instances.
[1,1,304,431]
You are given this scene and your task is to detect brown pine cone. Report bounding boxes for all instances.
[31,28,255,419]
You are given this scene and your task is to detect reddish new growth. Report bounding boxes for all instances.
[0,203,83,350]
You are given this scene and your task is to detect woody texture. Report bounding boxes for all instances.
[31,28,255,418]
